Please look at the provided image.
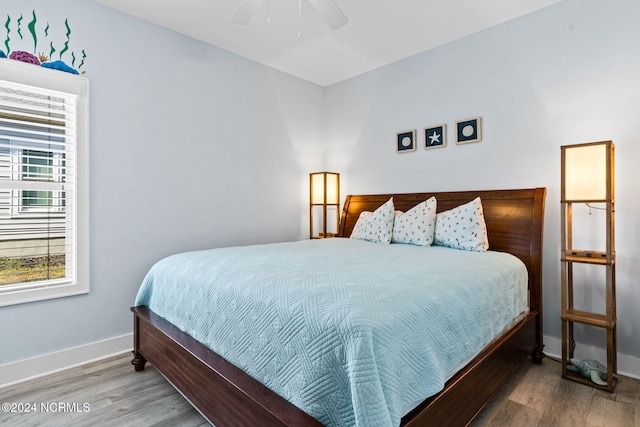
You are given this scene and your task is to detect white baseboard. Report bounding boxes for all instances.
[0,333,133,388]
[543,334,640,380]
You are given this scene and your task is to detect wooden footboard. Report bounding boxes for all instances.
[132,305,324,427]
[402,311,540,426]
[132,306,541,427]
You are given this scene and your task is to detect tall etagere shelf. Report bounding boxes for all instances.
[560,141,616,392]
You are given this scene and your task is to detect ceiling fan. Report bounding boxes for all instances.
[231,0,348,30]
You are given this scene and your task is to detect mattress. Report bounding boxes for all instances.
[135,238,528,427]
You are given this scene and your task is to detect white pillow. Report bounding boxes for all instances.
[434,197,489,252]
[350,198,395,244]
[391,197,437,246]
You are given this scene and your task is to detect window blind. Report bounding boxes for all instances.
[0,79,77,289]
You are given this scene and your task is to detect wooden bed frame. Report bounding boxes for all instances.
[131,187,546,427]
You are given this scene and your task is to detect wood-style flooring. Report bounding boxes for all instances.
[471,357,639,427]
[0,353,638,426]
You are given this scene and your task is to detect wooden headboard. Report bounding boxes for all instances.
[339,188,546,315]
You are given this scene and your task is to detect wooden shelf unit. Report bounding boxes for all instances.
[560,141,616,393]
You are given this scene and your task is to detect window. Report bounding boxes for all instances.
[0,60,89,306]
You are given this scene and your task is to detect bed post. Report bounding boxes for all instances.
[131,312,147,371]
[530,187,546,364]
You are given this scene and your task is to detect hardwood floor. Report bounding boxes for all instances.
[0,354,208,427]
[471,357,640,427]
[1,353,638,426]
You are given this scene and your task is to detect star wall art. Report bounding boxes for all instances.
[395,116,483,154]
[424,124,446,149]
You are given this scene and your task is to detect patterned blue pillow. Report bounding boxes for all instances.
[391,197,437,246]
[350,198,395,244]
[434,197,489,252]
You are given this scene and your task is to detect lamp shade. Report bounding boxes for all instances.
[310,172,339,205]
[561,141,614,202]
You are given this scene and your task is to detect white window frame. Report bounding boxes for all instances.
[0,59,89,307]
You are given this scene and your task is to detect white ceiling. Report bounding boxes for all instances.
[93,0,562,87]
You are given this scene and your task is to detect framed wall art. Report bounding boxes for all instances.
[424,124,446,149]
[456,117,482,144]
[396,130,417,153]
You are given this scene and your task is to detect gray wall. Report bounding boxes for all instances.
[324,0,640,368]
[0,0,325,364]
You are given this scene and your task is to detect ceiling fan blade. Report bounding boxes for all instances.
[307,0,348,30]
[231,0,263,25]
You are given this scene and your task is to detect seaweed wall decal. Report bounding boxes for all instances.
[16,15,22,40]
[27,10,37,53]
[79,49,86,69]
[4,15,11,53]
[1,10,87,75]
[59,19,70,60]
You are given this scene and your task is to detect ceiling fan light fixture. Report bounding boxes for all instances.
[307,0,348,30]
[230,0,263,25]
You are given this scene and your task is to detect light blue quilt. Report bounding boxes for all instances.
[135,238,527,427]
